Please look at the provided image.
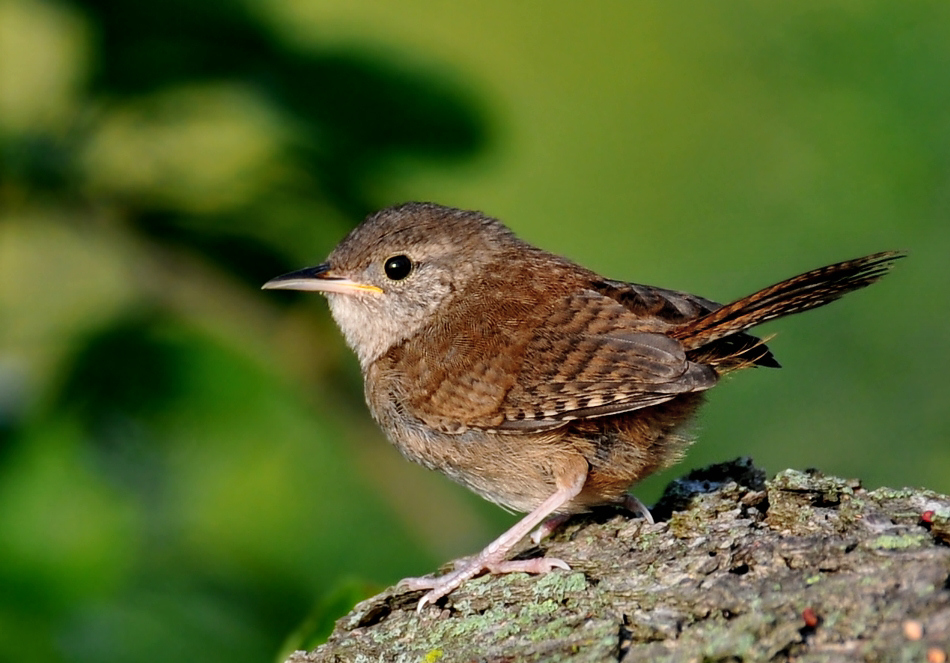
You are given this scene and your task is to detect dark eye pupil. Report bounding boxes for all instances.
[384,255,412,280]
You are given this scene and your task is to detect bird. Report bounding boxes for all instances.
[263,202,902,610]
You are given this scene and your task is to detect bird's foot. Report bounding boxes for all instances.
[400,554,570,612]
[402,461,587,612]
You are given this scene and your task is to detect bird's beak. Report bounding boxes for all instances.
[261,263,383,295]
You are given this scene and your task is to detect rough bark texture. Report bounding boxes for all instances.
[290,459,950,663]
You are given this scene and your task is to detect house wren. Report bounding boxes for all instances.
[263,202,901,610]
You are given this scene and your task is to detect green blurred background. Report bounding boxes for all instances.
[1,1,947,661]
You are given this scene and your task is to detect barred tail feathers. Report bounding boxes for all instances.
[671,251,903,353]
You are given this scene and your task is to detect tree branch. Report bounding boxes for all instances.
[291,458,950,662]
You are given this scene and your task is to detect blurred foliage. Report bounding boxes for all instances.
[1,1,948,662]
[0,0,487,660]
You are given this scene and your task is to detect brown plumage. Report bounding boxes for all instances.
[263,202,903,609]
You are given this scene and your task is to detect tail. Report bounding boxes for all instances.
[670,251,904,354]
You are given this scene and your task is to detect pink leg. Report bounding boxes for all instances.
[401,460,588,611]
[529,514,571,545]
[530,493,654,546]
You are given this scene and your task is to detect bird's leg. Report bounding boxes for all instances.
[529,514,571,545]
[402,460,588,612]
[529,492,654,545]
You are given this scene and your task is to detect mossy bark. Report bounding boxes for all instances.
[290,459,950,662]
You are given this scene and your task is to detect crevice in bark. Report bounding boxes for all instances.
[616,616,633,662]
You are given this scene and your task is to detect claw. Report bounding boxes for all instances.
[408,554,570,612]
[622,494,654,524]
[487,557,570,574]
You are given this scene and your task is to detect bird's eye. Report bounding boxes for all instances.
[383,254,413,281]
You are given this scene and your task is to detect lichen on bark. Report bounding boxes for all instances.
[289,458,950,662]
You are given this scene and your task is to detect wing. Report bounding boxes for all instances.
[590,279,721,322]
[379,289,718,434]
[591,279,781,368]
